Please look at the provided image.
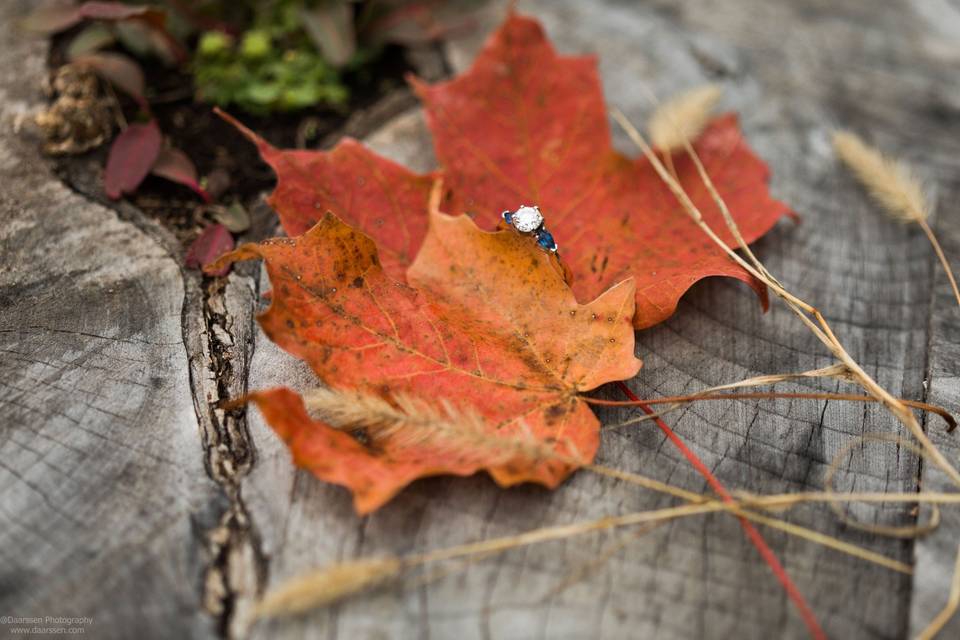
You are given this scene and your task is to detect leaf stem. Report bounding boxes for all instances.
[918,216,960,310]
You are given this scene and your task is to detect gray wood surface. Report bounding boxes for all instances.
[0,3,222,639]
[3,0,960,638]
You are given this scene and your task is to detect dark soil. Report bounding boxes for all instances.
[47,30,435,248]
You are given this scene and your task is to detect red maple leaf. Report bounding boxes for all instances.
[218,13,789,329]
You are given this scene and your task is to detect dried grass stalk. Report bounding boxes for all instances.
[611,108,960,488]
[587,464,912,573]
[603,365,850,427]
[253,557,403,619]
[833,130,960,310]
[253,503,722,621]
[614,107,960,631]
[648,84,722,152]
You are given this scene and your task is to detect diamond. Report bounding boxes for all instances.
[511,205,543,233]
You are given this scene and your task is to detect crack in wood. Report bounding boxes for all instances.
[182,268,268,639]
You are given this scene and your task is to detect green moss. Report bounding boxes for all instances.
[239,30,271,59]
[197,31,232,57]
[193,3,351,114]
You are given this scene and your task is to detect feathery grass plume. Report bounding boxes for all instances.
[833,130,960,310]
[303,386,487,445]
[302,387,579,466]
[647,84,722,152]
[832,131,928,222]
[253,557,403,619]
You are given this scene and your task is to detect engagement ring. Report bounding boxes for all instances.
[501,205,558,253]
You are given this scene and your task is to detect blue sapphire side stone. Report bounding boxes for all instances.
[501,210,513,225]
[536,229,556,251]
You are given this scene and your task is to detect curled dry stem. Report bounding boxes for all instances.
[823,433,940,538]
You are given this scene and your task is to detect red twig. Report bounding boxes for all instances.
[614,381,826,640]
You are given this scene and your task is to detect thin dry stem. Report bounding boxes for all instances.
[741,491,960,510]
[411,502,722,563]
[916,542,960,640]
[648,84,722,152]
[589,391,956,432]
[601,364,851,428]
[253,502,724,620]
[917,216,960,310]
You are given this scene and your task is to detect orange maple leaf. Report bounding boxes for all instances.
[210,198,642,513]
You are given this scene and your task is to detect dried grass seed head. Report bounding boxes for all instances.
[647,84,722,152]
[832,130,930,223]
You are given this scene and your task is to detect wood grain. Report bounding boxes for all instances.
[3,0,960,638]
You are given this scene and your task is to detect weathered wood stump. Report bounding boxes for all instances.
[3,1,960,638]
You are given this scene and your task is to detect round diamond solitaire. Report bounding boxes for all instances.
[511,205,543,233]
